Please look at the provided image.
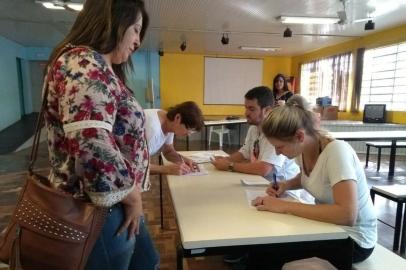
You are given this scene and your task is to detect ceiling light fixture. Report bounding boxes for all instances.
[278,15,340,24]
[364,20,375,31]
[180,41,187,51]
[239,46,281,52]
[283,27,292,38]
[35,1,83,11]
[221,33,229,45]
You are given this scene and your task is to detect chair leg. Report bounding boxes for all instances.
[208,127,212,149]
[219,132,223,149]
[377,147,381,172]
[365,145,370,168]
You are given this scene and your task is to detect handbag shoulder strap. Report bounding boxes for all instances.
[28,44,78,174]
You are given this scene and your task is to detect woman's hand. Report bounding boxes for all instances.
[251,195,288,213]
[266,180,288,197]
[118,187,144,239]
[165,163,191,175]
[183,157,200,172]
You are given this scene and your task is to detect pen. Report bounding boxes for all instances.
[272,173,279,197]
[178,153,199,172]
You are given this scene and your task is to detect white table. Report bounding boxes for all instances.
[370,185,406,253]
[164,151,352,269]
[331,130,406,179]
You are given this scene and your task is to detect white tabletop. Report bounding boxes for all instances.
[371,185,406,199]
[165,151,347,250]
[330,130,406,141]
[204,119,247,126]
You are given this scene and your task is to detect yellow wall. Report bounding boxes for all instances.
[160,53,291,115]
[160,24,406,122]
[291,24,406,123]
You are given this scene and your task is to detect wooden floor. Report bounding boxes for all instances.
[0,137,406,269]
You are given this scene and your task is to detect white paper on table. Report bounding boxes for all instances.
[186,152,228,163]
[245,189,303,207]
[184,164,209,176]
[240,178,269,186]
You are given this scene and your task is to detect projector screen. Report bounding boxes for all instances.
[204,57,263,105]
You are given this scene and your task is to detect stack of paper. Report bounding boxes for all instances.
[187,152,228,163]
[240,178,270,186]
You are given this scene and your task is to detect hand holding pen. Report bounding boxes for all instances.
[178,154,199,173]
[266,173,285,197]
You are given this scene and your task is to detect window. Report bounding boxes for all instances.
[300,52,352,110]
[360,42,406,111]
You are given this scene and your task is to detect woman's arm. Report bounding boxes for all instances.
[254,180,358,226]
[266,173,302,196]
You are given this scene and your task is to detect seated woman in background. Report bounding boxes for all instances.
[253,95,377,263]
[272,74,293,106]
[145,101,204,175]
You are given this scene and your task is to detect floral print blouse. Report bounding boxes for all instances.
[44,46,149,207]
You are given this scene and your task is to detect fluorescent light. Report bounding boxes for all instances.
[42,2,64,9]
[67,3,83,11]
[36,1,83,11]
[279,15,340,24]
[239,46,281,52]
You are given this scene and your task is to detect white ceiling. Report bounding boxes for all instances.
[1,0,406,56]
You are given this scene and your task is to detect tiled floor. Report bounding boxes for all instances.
[0,122,405,269]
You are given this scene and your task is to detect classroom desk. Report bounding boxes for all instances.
[203,118,247,150]
[164,151,352,270]
[330,130,406,179]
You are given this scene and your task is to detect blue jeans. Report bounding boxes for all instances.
[85,204,159,270]
[129,215,160,270]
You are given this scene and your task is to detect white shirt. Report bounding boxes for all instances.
[144,109,174,155]
[297,140,377,248]
[239,126,299,181]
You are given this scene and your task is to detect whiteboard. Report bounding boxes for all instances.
[204,57,263,105]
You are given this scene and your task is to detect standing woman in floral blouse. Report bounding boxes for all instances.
[43,0,158,269]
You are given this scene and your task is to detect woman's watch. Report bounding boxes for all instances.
[228,162,234,172]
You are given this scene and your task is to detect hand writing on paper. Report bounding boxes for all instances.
[266,180,288,197]
[182,157,200,172]
[164,163,191,175]
[251,195,287,213]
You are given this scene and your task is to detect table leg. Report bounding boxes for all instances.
[400,202,406,254]
[186,135,189,151]
[370,189,375,203]
[205,126,208,150]
[238,123,241,147]
[393,202,403,251]
[159,155,164,229]
[388,140,397,179]
[177,245,184,270]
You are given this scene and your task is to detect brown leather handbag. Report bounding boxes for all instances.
[0,60,107,270]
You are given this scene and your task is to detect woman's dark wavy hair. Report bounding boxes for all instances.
[47,0,149,82]
[272,73,289,96]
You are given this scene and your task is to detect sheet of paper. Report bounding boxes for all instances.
[184,164,209,176]
[186,152,228,163]
[240,178,270,186]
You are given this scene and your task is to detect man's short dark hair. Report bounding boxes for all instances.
[166,101,204,131]
[244,86,274,108]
